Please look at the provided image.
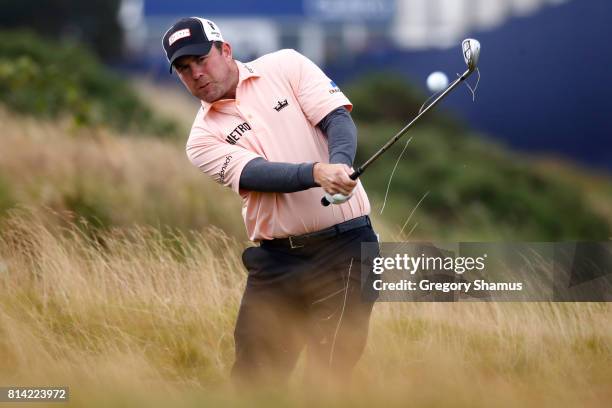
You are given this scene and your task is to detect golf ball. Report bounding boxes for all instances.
[426,71,449,93]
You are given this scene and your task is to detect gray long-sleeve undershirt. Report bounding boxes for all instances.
[239,107,357,193]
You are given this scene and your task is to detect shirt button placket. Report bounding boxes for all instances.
[235,89,253,125]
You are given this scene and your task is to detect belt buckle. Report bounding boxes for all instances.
[288,236,304,249]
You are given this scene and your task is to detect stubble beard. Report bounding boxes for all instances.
[198,82,222,103]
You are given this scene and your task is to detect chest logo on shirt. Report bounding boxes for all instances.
[226,122,252,145]
[273,99,289,112]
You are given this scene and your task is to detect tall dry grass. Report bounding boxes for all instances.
[1,90,611,406]
[0,209,610,407]
[0,108,246,237]
[0,208,245,404]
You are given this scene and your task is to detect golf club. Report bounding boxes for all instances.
[321,38,481,206]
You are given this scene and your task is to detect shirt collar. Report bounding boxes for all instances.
[199,60,260,116]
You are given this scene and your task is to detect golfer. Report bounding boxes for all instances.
[162,17,379,385]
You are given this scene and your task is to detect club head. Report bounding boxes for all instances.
[462,39,481,72]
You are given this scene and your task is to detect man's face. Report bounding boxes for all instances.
[174,43,237,103]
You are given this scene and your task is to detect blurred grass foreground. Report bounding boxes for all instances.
[0,210,611,407]
[0,30,611,407]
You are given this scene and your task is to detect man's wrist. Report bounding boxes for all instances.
[298,162,318,188]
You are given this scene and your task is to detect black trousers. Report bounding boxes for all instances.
[231,224,379,385]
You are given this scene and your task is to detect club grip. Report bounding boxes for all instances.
[320,170,360,206]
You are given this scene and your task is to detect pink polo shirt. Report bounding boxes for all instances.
[186,49,370,241]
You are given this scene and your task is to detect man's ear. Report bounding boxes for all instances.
[222,42,233,60]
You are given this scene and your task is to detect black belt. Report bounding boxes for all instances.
[261,215,371,249]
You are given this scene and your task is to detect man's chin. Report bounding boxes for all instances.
[199,92,220,103]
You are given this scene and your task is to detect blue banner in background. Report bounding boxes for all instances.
[304,0,395,22]
[145,0,396,22]
[144,0,305,17]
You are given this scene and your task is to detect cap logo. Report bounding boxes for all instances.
[198,17,224,42]
[169,28,191,46]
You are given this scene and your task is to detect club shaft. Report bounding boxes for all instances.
[321,67,475,206]
[351,68,473,178]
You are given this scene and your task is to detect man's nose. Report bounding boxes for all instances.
[190,62,205,79]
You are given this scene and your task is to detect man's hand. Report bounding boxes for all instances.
[313,163,356,196]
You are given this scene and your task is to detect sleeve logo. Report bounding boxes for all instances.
[218,155,232,184]
[329,80,341,94]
